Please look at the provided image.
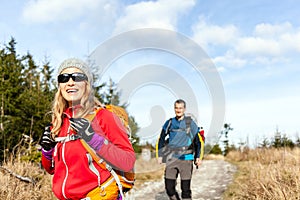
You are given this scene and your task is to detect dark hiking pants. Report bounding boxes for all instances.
[165,158,193,199]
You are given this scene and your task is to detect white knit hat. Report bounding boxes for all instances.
[57,58,93,85]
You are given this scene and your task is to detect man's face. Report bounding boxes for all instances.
[174,102,186,119]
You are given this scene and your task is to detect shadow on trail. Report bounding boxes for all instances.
[155,191,169,200]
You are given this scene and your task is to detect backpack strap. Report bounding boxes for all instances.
[185,116,192,135]
[84,106,103,121]
[82,106,127,198]
[155,118,171,160]
[184,116,194,145]
[163,118,172,147]
[198,127,205,160]
[165,116,194,144]
[165,118,172,136]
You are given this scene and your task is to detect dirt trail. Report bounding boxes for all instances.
[127,160,237,200]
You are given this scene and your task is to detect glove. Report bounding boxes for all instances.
[70,118,105,151]
[69,118,95,142]
[40,125,56,151]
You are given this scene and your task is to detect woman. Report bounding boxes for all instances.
[40,58,135,200]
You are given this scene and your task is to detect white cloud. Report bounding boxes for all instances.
[234,22,300,59]
[21,0,113,23]
[217,66,226,73]
[213,51,247,69]
[236,22,300,57]
[192,20,300,69]
[254,22,293,38]
[113,0,195,34]
[280,31,300,53]
[235,37,281,57]
[191,16,239,49]
[226,24,300,71]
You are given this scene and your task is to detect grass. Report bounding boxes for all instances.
[1,148,299,199]
[134,156,165,188]
[0,157,55,200]
[224,147,300,200]
[0,154,164,199]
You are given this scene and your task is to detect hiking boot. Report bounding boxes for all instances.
[169,193,180,200]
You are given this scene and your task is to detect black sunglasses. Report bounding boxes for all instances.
[58,73,88,83]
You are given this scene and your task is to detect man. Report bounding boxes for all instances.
[156,99,203,200]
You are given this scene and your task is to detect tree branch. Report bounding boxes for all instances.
[0,166,36,184]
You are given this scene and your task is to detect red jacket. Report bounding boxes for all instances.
[41,106,136,200]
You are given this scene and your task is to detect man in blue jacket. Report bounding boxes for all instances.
[157,99,203,200]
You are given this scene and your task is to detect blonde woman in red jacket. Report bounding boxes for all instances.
[40,58,135,200]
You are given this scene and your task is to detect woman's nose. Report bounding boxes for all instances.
[66,78,75,85]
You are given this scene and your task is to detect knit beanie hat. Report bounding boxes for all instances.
[57,58,93,85]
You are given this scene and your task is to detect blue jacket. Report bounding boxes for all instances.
[157,116,201,160]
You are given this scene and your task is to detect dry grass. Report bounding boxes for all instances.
[132,156,165,188]
[224,147,300,200]
[0,157,55,200]
[0,154,164,199]
[4,148,298,199]
[204,153,225,160]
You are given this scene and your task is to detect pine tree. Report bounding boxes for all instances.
[0,38,25,157]
[40,58,54,93]
[221,123,233,156]
[0,38,54,160]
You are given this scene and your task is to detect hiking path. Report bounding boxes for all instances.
[128,159,237,200]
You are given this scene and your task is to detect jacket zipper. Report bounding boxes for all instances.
[61,126,71,199]
[61,141,69,199]
[61,110,73,199]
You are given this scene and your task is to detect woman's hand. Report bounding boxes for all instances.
[70,118,105,151]
[70,118,95,141]
[40,125,56,151]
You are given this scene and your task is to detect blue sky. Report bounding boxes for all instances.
[1,0,299,147]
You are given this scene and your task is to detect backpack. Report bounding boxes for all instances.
[156,115,205,162]
[83,105,135,198]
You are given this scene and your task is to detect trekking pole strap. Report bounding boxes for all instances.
[110,169,125,199]
[55,134,80,143]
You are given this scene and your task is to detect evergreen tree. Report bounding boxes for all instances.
[281,133,295,148]
[40,57,54,93]
[296,136,300,147]
[272,127,282,148]
[259,137,270,148]
[271,127,295,148]
[128,115,140,150]
[98,78,120,105]
[221,123,233,156]
[0,38,26,156]
[0,38,53,160]
[210,144,223,155]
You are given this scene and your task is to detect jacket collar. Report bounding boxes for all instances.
[64,104,82,118]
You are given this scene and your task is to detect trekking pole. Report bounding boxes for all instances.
[194,161,198,170]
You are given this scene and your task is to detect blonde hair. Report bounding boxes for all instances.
[51,80,101,136]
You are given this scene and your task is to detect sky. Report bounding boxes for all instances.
[1,0,300,148]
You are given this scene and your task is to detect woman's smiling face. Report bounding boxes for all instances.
[59,67,87,106]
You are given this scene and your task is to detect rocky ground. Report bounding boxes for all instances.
[127,159,237,200]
